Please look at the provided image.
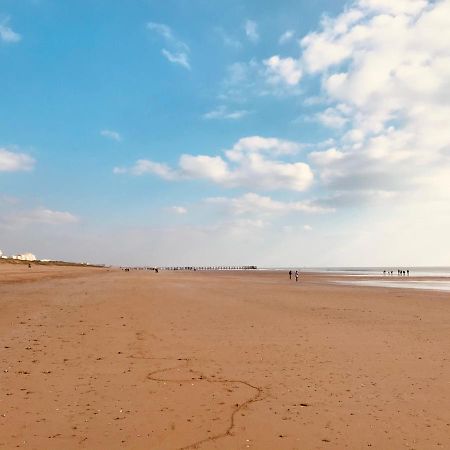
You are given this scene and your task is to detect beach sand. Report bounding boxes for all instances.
[0,265,449,449]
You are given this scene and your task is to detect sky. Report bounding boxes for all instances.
[1,0,450,267]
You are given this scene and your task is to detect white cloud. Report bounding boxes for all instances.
[263,55,302,86]
[245,20,259,43]
[169,206,187,215]
[203,105,249,120]
[343,128,365,143]
[294,0,450,200]
[179,154,230,183]
[115,136,314,192]
[114,159,176,180]
[359,0,428,15]
[0,17,21,43]
[161,49,190,69]
[100,129,122,142]
[147,22,190,70]
[147,22,173,41]
[279,30,295,44]
[226,136,301,158]
[303,224,313,231]
[0,148,35,172]
[315,107,349,128]
[206,192,333,215]
[309,148,345,166]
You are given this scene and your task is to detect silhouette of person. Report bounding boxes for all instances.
[295,270,299,282]
[289,270,292,280]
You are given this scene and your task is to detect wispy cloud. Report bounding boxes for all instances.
[169,206,187,215]
[147,22,190,70]
[0,17,21,43]
[146,22,173,41]
[113,160,176,180]
[161,49,190,70]
[0,148,35,172]
[203,105,249,120]
[21,208,78,225]
[1,207,79,229]
[220,58,303,101]
[279,30,294,44]
[206,193,333,216]
[100,129,122,142]
[215,27,241,49]
[244,20,259,43]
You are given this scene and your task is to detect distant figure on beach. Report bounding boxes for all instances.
[407,269,409,276]
[155,268,159,273]
[295,270,299,282]
[28,263,31,269]
[289,270,292,280]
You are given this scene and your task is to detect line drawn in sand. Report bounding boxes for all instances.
[130,354,265,449]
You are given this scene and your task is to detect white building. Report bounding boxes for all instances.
[12,253,37,261]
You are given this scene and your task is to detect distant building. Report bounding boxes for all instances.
[12,253,37,261]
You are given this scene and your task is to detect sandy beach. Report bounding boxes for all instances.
[0,265,449,449]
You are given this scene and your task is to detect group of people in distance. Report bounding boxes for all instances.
[288,270,300,282]
[383,269,410,276]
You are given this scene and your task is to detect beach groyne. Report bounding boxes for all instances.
[121,265,257,271]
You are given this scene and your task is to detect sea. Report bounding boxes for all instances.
[301,266,450,277]
[262,267,450,293]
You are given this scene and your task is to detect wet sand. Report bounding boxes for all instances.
[0,266,449,449]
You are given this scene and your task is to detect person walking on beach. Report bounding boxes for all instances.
[295,270,299,282]
[289,270,292,280]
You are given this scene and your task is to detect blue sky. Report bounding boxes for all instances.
[1,0,450,266]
